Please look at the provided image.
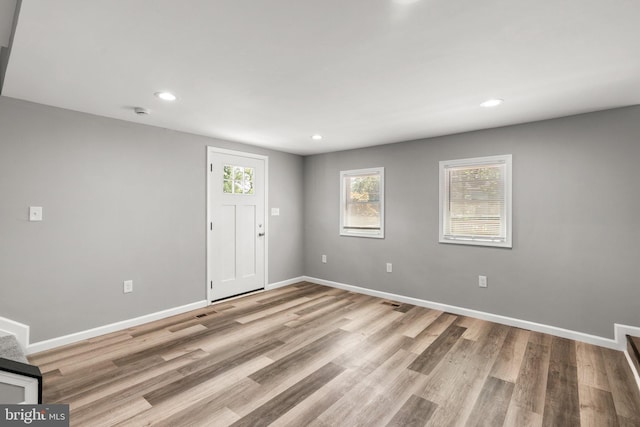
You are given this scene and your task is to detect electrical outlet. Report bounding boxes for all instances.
[322,254,327,264]
[478,275,488,288]
[29,206,43,221]
[123,280,133,293]
[386,263,392,273]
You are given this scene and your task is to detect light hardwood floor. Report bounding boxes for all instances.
[29,283,640,426]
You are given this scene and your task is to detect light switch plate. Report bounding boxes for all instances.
[271,208,280,216]
[123,280,133,293]
[29,206,43,221]
[479,275,488,288]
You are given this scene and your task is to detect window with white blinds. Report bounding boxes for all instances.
[439,155,512,248]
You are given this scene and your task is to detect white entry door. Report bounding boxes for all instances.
[207,147,267,301]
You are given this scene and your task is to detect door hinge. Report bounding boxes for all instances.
[210,281,213,289]
[210,164,213,172]
[210,222,213,230]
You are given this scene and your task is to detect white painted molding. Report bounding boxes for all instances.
[19,275,307,355]
[27,300,208,355]
[302,276,623,350]
[266,276,306,290]
[614,324,640,350]
[0,370,39,404]
[0,316,29,351]
[618,324,640,392]
[13,272,640,377]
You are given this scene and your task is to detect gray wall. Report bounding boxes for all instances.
[2,95,638,343]
[304,106,640,339]
[0,97,304,342]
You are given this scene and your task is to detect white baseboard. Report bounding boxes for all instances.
[0,316,29,351]
[266,276,306,290]
[20,276,307,355]
[26,300,208,355]
[302,276,625,350]
[619,325,640,391]
[615,324,640,349]
[13,274,640,367]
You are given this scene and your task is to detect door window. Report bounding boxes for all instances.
[223,165,254,195]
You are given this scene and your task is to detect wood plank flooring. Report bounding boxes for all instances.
[28,283,640,426]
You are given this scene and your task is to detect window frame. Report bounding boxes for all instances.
[340,167,385,239]
[439,154,512,248]
[223,164,255,195]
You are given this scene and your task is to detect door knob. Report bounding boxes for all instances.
[258,232,265,237]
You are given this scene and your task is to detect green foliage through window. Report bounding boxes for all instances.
[345,175,381,228]
[223,164,254,195]
[340,168,385,238]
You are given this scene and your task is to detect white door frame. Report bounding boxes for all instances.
[206,146,269,304]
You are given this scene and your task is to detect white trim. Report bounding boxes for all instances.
[266,276,306,290]
[617,324,640,392]
[209,288,267,305]
[206,146,269,304]
[26,300,207,355]
[206,277,306,305]
[264,157,269,292]
[302,276,622,350]
[205,147,268,159]
[9,272,638,384]
[0,370,39,404]
[0,317,29,351]
[614,324,640,350]
[18,275,305,355]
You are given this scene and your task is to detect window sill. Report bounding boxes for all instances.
[340,230,385,239]
[439,236,511,248]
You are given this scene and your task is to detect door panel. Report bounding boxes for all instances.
[237,205,256,279]
[208,148,266,301]
[220,205,236,282]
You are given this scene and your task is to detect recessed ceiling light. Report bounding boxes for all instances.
[311,134,323,140]
[154,91,177,101]
[480,98,504,108]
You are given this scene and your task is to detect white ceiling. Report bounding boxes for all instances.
[3,0,640,155]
